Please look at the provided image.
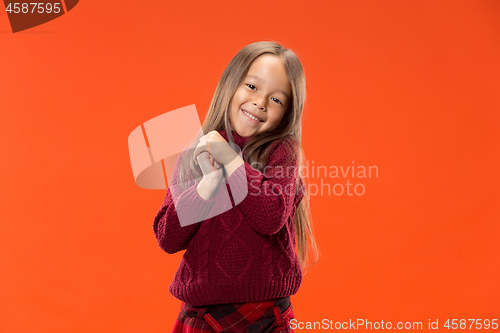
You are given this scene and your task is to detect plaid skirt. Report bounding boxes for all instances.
[172,296,294,333]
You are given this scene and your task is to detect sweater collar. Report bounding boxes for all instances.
[217,129,252,149]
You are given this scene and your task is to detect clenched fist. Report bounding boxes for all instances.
[196,150,224,185]
[193,131,239,167]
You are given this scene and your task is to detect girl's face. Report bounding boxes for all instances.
[229,54,292,138]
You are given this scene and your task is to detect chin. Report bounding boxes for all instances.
[237,129,253,138]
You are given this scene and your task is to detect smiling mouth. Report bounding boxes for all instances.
[241,109,263,122]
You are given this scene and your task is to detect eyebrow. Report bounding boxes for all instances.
[246,74,291,101]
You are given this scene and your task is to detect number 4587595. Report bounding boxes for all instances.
[444,319,498,330]
[6,3,61,14]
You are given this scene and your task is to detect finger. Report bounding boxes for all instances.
[206,140,212,157]
[193,144,206,165]
[208,153,215,172]
[194,141,209,165]
[196,152,212,173]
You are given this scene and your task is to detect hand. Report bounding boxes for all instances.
[196,151,223,185]
[193,131,239,166]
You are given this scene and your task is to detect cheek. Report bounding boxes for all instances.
[229,101,239,123]
[232,87,245,102]
[229,94,241,113]
[270,110,286,125]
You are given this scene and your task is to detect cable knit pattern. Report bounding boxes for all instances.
[197,217,210,285]
[152,130,304,306]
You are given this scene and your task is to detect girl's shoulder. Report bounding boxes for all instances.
[270,135,300,153]
[267,135,301,164]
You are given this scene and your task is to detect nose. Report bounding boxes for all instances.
[253,98,266,111]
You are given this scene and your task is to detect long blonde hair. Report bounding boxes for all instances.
[177,41,319,272]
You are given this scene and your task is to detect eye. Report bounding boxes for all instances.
[272,97,283,105]
[246,84,257,90]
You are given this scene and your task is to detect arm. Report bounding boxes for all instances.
[152,151,223,254]
[196,176,222,200]
[153,186,204,254]
[225,138,302,235]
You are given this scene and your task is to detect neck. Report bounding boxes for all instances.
[217,129,252,148]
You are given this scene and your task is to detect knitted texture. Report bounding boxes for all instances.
[153,130,305,306]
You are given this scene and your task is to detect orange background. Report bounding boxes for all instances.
[1,1,499,332]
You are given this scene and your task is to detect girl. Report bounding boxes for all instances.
[153,41,319,332]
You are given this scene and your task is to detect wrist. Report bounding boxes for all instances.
[221,150,240,166]
[224,155,245,178]
[202,173,222,184]
[196,177,217,201]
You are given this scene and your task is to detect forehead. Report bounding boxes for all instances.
[246,55,292,97]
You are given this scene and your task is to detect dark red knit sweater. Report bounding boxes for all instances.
[153,129,305,306]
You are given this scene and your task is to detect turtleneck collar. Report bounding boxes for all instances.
[217,129,252,149]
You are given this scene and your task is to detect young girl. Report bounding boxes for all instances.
[153,41,319,332]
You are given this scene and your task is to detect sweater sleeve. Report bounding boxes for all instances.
[226,138,302,235]
[152,150,228,254]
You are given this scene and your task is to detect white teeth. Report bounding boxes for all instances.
[242,110,261,122]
